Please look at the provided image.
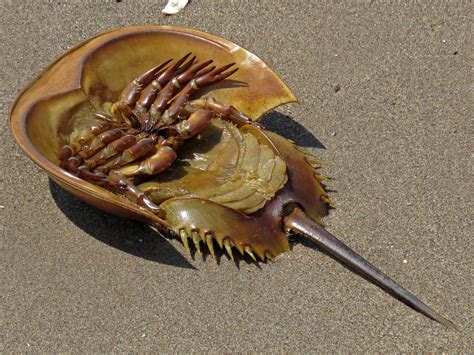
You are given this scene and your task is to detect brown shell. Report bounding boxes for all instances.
[10,26,453,327]
[156,123,330,259]
[9,25,298,234]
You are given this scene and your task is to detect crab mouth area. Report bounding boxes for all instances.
[9,26,297,224]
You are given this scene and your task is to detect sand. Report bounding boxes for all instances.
[1,1,472,352]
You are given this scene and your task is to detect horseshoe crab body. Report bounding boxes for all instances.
[9,26,455,329]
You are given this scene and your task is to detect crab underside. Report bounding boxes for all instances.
[56,53,330,259]
[10,26,454,329]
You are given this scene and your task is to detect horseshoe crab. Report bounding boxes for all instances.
[9,26,454,328]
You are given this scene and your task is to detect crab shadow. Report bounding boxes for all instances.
[49,179,195,270]
[261,112,326,149]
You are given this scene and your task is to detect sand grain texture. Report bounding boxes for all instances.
[1,1,472,352]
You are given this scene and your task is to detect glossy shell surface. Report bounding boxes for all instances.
[10,26,298,231]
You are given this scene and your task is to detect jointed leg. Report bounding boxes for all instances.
[110,53,194,125]
[59,56,247,216]
[185,97,263,128]
[112,109,212,177]
[136,53,195,111]
[150,63,238,130]
[112,144,177,177]
[107,172,162,214]
[147,59,215,127]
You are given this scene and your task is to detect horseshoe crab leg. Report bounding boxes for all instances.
[148,59,214,123]
[111,59,173,121]
[283,207,456,329]
[186,97,263,128]
[137,53,195,111]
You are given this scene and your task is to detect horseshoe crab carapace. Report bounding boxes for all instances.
[9,26,455,329]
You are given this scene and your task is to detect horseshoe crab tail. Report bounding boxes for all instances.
[283,207,457,330]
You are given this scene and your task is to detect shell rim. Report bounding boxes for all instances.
[9,25,298,222]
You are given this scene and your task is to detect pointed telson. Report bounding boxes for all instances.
[283,207,456,329]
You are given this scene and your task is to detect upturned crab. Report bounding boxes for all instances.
[9,26,455,329]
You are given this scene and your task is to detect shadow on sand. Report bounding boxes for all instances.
[261,112,326,149]
[49,179,195,269]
